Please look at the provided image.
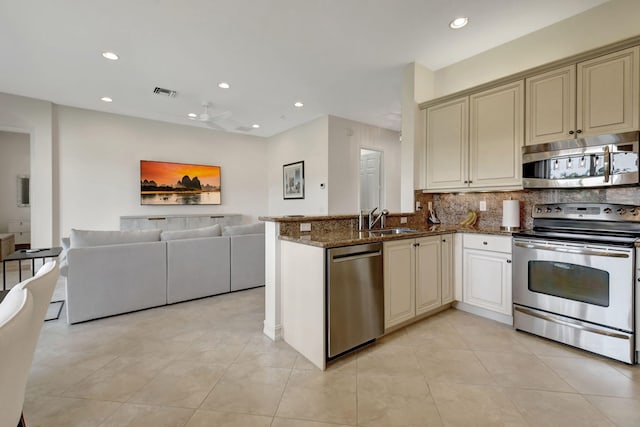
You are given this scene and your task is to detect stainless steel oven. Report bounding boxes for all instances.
[512,203,638,364]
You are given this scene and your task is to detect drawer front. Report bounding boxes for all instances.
[463,233,511,253]
[8,221,30,232]
[13,232,31,245]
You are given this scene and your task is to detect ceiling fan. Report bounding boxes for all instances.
[191,102,233,131]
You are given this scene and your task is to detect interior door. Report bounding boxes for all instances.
[360,150,382,211]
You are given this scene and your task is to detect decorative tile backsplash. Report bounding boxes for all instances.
[415,187,640,230]
[275,187,640,237]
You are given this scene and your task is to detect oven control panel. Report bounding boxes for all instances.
[532,203,640,222]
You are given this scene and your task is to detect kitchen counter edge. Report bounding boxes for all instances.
[279,226,514,248]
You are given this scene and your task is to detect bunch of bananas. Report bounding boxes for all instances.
[459,210,478,226]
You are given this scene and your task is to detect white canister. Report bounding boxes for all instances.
[501,200,520,230]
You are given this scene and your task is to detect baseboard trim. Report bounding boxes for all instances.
[263,320,283,341]
[453,301,513,326]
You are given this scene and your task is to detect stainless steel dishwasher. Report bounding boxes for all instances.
[327,242,384,359]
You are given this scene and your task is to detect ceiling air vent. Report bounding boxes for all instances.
[153,87,177,97]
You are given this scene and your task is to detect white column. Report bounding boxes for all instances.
[263,221,282,340]
[401,63,435,210]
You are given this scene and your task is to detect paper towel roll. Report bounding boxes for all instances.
[502,200,520,229]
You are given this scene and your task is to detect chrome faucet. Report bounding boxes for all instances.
[368,207,389,229]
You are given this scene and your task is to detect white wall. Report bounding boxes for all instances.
[267,116,329,216]
[431,0,640,98]
[327,115,401,215]
[0,92,53,247]
[0,131,30,232]
[401,63,434,211]
[56,106,268,236]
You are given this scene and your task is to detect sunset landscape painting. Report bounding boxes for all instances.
[140,160,221,205]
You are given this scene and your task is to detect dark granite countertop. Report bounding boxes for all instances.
[279,225,515,248]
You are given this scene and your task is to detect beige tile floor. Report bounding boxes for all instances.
[3,265,640,427]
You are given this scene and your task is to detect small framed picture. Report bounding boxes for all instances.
[283,161,305,199]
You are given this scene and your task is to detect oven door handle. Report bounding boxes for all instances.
[514,306,631,340]
[513,241,630,258]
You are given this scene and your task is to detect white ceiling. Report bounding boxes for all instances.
[0,0,607,137]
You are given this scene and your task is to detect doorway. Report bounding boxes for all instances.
[0,130,31,249]
[360,148,383,212]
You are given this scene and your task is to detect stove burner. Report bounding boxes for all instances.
[518,202,640,247]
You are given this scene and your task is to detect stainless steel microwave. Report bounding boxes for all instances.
[522,132,639,189]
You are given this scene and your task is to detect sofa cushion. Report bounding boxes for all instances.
[70,229,161,248]
[59,237,70,277]
[160,224,222,241]
[222,223,265,236]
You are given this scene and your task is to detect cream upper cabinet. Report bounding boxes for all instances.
[469,81,524,188]
[425,97,469,190]
[425,81,523,191]
[577,46,640,137]
[526,46,639,145]
[526,65,576,145]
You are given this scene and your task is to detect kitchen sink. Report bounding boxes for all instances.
[368,227,420,235]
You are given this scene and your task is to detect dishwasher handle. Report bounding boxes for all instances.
[331,250,382,263]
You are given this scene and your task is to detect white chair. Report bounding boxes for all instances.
[0,261,59,427]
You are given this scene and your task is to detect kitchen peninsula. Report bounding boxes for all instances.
[261,213,513,369]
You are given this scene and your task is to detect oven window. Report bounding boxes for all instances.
[528,261,609,307]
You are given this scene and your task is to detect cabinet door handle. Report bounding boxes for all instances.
[468,180,473,183]
[482,241,488,245]
[507,259,512,263]
[576,129,582,134]
[442,239,446,242]
[569,130,574,135]
[413,243,420,247]
[463,180,468,184]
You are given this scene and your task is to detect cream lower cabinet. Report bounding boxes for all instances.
[462,234,512,316]
[384,234,453,330]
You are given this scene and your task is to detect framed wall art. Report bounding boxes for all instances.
[283,161,304,199]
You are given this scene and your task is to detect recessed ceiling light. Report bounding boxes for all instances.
[100,97,113,103]
[449,17,468,29]
[218,82,230,89]
[252,124,260,129]
[102,51,119,60]
[294,101,304,108]
[187,113,198,119]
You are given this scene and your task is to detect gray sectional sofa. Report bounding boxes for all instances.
[61,223,265,324]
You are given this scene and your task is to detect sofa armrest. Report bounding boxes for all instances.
[65,241,167,324]
[230,233,265,291]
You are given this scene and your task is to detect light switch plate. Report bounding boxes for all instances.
[479,201,487,211]
[400,217,408,224]
[300,223,311,232]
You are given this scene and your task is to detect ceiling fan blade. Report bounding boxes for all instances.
[204,121,226,131]
[209,110,232,121]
